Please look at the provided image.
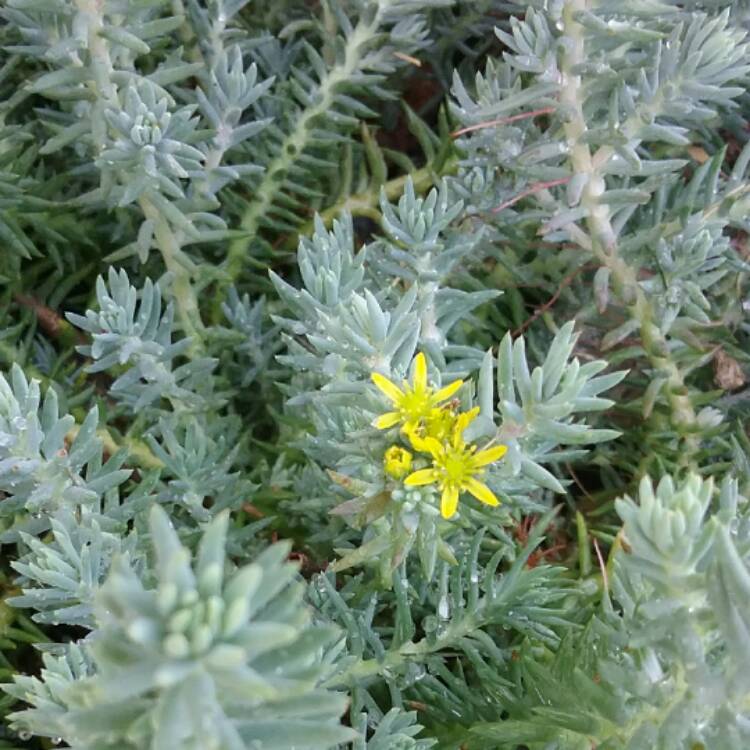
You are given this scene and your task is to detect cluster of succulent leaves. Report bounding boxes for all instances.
[1,0,750,748]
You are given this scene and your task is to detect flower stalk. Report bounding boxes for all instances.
[559,0,700,467]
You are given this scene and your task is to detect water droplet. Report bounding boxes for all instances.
[437,595,450,620]
[409,663,426,683]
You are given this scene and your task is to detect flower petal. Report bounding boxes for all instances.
[371,372,404,404]
[413,352,427,392]
[404,468,437,487]
[374,412,401,429]
[453,407,480,446]
[402,422,420,438]
[432,379,463,403]
[456,407,480,431]
[408,433,443,457]
[464,477,499,507]
[472,444,508,467]
[441,485,459,518]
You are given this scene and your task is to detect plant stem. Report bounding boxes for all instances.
[79,0,204,352]
[225,1,395,279]
[283,157,457,251]
[559,0,699,468]
[77,0,117,149]
[138,197,204,351]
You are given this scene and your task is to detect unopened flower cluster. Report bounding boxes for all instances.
[372,353,507,519]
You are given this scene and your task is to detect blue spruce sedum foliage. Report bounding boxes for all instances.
[1,0,750,748]
[6,506,356,749]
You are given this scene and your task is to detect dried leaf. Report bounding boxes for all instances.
[714,349,745,391]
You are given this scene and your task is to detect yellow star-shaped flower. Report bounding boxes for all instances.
[404,408,507,519]
[371,353,463,434]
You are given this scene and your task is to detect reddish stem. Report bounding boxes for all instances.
[593,537,608,593]
[491,177,570,214]
[512,262,595,337]
[452,106,556,138]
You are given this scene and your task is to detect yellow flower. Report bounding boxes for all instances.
[371,353,463,433]
[404,408,507,519]
[408,406,457,444]
[383,445,413,479]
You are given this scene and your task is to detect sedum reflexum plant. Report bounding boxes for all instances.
[1,1,750,749]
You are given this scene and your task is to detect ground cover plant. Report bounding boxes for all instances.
[1,0,750,748]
